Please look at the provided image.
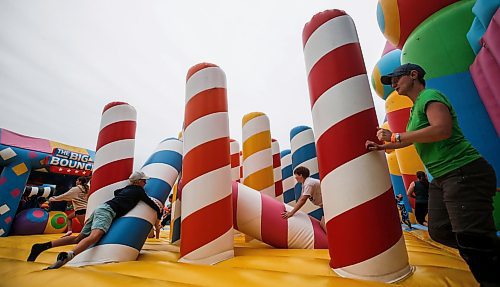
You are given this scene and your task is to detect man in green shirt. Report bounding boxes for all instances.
[366,63,498,286]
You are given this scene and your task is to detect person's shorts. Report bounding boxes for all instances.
[75,209,86,215]
[80,204,116,236]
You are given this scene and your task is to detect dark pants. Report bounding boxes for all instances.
[415,202,428,225]
[427,157,499,285]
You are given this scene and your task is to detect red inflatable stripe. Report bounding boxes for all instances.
[102,102,128,114]
[96,121,136,150]
[302,10,347,47]
[186,63,218,81]
[307,43,366,107]
[232,182,239,230]
[274,181,283,197]
[316,108,379,180]
[89,158,134,196]
[230,153,240,168]
[261,194,288,248]
[184,88,228,128]
[308,43,366,107]
[180,195,233,256]
[387,107,411,133]
[311,217,328,249]
[326,188,402,268]
[182,137,230,186]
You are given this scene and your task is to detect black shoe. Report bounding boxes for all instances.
[27,243,50,262]
[44,252,74,270]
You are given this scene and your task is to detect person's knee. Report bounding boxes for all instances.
[88,229,104,240]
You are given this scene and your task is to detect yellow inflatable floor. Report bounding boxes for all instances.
[0,229,478,287]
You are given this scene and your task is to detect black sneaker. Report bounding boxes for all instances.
[44,252,74,270]
[27,243,50,262]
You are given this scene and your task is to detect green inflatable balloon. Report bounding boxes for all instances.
[402,0,476,80]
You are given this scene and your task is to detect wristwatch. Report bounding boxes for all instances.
[395,133,401,143]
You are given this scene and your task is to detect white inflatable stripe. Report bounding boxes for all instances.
[141,163,179,186]
[242,115,270,142]
[286,205,314,249]
[122,201,157,224]
[68,243,138,267]
[334,236,411,283]
[273,168,282,181]
[322,151,392,221]
[260,185,275,198]
[271,141,280,154]
[301,200,321,215]
[41,188,51,198]
[281,153,292,167]
[181,166,232,219]
[86,180,129,220]
[99,104,136,131]
[242,148,273,178]
[276,194,284,203]
[92,139,135,172]
[186,67,226,104]
[155,139,183,154]
[183,112,229,155]
[311,75,374,140]
[236,184,263,239]
[291,128,315,151]
[178,229,234,264]
[303,15,358,75]
[230,141,239,154]
[231,167,240,181]
[282,176,296,191]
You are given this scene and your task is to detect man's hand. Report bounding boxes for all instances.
[365,140,384,151]
[281,211,294,219]
[376,127,392,142]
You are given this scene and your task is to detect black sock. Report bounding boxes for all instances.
[27,242,52,262]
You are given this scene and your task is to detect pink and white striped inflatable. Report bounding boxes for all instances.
[232,182,327,249]
[303,10,411,282]
[179,63,234,265]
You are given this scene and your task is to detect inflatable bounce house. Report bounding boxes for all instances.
[1,2,499,287]
[0,128,95,237]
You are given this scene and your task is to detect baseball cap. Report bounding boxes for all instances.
[129,171,150,182]
[380,63,426,85]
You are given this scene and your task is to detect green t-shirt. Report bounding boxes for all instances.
[406,89,481,178]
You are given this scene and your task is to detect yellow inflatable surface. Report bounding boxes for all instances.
[0,229,477,287]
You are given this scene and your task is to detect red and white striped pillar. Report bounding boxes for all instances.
[271,139,283,201]
[85,102,137,218]
[179,63,234,264]
[303,10,411,282]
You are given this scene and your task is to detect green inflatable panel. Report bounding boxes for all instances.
[402,0,476,79]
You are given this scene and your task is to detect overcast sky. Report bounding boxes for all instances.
[0,1,387,168]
